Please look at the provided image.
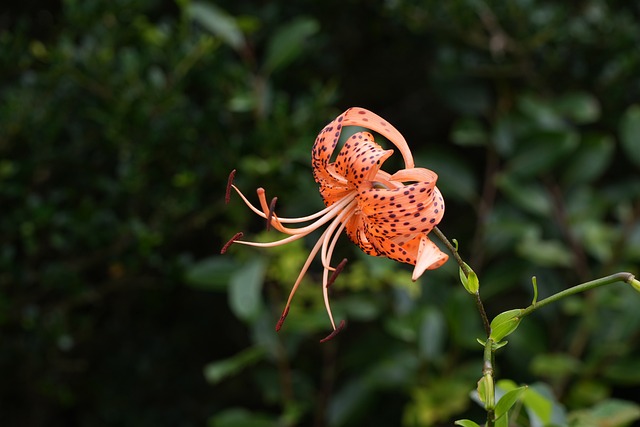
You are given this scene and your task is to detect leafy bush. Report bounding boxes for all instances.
[1,0,639,426]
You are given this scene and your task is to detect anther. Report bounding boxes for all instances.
[266,197,278,231]
[319,320,346,343]
[225,169,236,204]
[326,258,348,288]
[275,306,290,332]
[220,232,243,254]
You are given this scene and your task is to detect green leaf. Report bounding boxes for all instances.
[562,133,614,186]
[419,150,477,203]
[492,113,528,156]
[508,130,579,177]
[228,257,267,321]
[185,256,238,291]
[530,353,581,378]
[629,278,640,294]
[187,2,244,51]
[495,413,509,427]
[489,309,522,342]
[604,356,640,383]
[418,306,446,361]
[517,229,573,267]
[454,420,481,427]
[263,18,319,74]
[518,94,564,130]
[494,385,527,420]
[495,175,552,217]
[466,271,479,294]
[476,375,493,407]
[341,294,381,321]
[620,104,640,168]
[459,264,479,294]
[522,386,553,424]
[451,118,487,146]
[403,379,471,425]
[554,91,601,124]
[569,399,640,427]
[208,408,275,427]
[459,266,468,289]
[203,346,265,385]
[496,378,518,392]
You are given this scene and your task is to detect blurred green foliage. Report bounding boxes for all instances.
[1,0,640,426]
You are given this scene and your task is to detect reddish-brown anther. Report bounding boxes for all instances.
[225,169,236,204]
[326,258,348,289]
[319,320,346,343]
[266,197,278,231]
[275,306,290,332]
[220,232,243,254]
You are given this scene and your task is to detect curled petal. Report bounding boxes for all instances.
[333,132,393,187]
[365,231,448,276]
[312,107,415,206]
[389,167,438,185]
[341,107,414,169]
[413,234,449,281]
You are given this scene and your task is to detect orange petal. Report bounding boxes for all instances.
[312,111,351,206]
[342,214,385,258]
[358,180,445,237]
[412,234,449,280]
[342,107,414,169]
[389,167,438,185]
[333,131,393,187]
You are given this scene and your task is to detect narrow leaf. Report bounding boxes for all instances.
[562,133,614,186]
[620,105,640,168]
[263,18,319,74]
[451,118,487,146]
[185,256,237,290]
[203,346,265,384]
[228,257,267,321]
[495,385,527,420]
[187,2,244,51]
[522,386,553,424]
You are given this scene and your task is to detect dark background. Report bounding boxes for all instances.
[2,0,640,426]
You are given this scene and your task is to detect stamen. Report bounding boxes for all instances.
[319,320,346,343]
[327,258,348,288]
[266,197,278,231]
[274,228,329,332]
[220,232,243,254]
[321,203,355,268]
[234,199,355,249]
[225,169,236,204]
[235,185,355,226]
[275,306,289,332]
[322,268,338,330]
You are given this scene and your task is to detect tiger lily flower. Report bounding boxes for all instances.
[223,107,448,341]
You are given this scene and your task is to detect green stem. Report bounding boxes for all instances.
[475,292,491,338]
[433,226,472,276]
[519,272,637,319]
[433,227,491,336]
[483,339,495,427]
